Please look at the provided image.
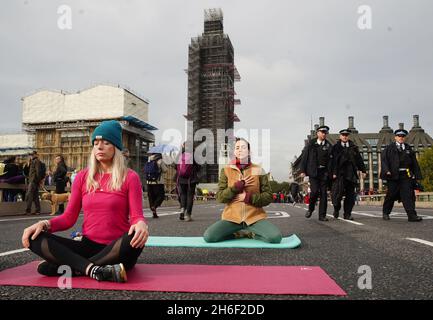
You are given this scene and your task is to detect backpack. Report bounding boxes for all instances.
[177,152,193,179]
[144,160,161,182]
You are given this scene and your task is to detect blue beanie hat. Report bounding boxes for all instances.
[91,120,123,151]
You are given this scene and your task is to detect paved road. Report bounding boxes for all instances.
[1,202,432,300]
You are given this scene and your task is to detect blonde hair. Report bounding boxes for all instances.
[86,147,128,192]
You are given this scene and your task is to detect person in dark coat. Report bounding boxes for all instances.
[331,129,366,220]
[174,142,201,222]
[299,125,333,221]
[381,129,423,222]
[53,155,68,214]
[25,151,44,215]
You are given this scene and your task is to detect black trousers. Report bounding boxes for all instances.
[147,184,165,209]
[29,231,143,274]
[55,180,66,213]
[178,183,196,215]
[332,179,356,217]
[25,182,40,213]
[383,174,417,218]
[309,169,329,218]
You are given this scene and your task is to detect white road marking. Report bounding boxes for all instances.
[0,215,63,223]
[326,215,364,226]
[352,211,377,217]
[0,248,29,257]
[406,238,433,248]
[267,211,290,219]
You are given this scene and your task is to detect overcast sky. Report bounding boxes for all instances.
[1,0,432,181]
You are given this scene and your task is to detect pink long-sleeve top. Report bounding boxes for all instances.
[49,168,146,245]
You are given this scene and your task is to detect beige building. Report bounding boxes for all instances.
[21,84,157,182]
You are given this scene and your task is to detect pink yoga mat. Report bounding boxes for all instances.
[0,261,346,296]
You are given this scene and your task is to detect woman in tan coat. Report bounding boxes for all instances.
[203,138,282,243]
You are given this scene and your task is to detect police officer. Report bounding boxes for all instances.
[331,129,366,220]
[381,129,423,222]
[300,125,333,221]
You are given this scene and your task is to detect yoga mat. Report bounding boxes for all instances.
[145,235,301,249]
[0,261,346,296]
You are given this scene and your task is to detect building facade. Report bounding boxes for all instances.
[21,84,157,183]
[185,8,241,183]
[292,115,433,193]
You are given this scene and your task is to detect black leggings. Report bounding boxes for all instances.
[28,232,143,275]
[178,183,196,214]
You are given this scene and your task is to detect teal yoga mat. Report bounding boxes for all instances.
[145,235,301,249]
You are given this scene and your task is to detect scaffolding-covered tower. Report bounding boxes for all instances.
[185,8,241,183]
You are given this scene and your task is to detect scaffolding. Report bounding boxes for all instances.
[186,8,241,182]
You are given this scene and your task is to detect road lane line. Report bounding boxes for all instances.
[352,211,377,217]
[326,215,364,226]
[0,248,29,257]
[406,238,433,248]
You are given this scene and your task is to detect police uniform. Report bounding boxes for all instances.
[381,129,423,222]
[331,129,366,220]
[300,126,333,221]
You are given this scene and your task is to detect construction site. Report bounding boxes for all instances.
[185,8,241,183]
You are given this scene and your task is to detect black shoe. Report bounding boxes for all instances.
[94,263,127,283]
[333,211,339,219]
[408,216,423,222]
[151,207,158,218]
[319,217,329,222]
[179,209,185,221]
[383,214,390,220]
[37,261,60,277]
[344,215,354,221]
[305,211,313,218]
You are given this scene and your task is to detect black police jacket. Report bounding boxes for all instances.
[299,139,333,178]
[380,143,422,181]
[331,140,366,183]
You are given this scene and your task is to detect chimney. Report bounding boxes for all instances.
[383,116,389,128]
[398,123,404,130]
[413,115,420,128]
[348,116,355,129]
[319,117,325,127]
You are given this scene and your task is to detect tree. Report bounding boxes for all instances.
[418,147,433,192]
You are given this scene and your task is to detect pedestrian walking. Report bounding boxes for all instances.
[381,129,423,222]
[299,126,333,221]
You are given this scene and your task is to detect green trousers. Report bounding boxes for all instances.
[203,219,282,244]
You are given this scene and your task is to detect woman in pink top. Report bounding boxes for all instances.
[21,120,149,283]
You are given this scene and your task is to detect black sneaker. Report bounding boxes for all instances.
[305,211,313,218]
[344,215,354,221]
[37,261,60,277]
[94,263,127,283]
[333,211,339,219]
[408,216,423,222]
[319,216,329,222]
[383,214,390,221]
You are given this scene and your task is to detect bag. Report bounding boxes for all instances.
[144,160,161,182]
[38,161,46,181]
[177,152,193,179]
[0,163,6,176]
